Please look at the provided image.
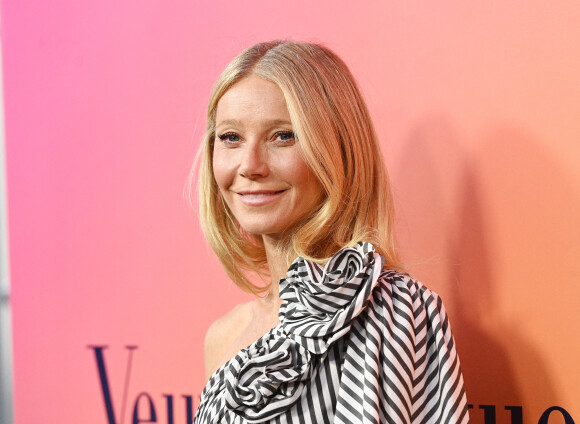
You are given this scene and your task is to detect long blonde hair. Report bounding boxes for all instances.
[197,40,401,294]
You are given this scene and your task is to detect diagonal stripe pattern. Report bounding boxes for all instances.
[194,242,469,423]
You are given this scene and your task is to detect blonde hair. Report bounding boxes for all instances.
[197,40,401,294]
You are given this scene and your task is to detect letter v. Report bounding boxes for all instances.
[88,345,138,424]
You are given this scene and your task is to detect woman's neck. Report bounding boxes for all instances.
[262,236,290,303]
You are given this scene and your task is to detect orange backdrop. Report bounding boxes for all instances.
[2,0,579,423]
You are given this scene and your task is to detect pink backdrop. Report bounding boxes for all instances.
[2,0,580,423]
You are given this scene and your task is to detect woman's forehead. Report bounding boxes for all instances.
[215,77,290,129]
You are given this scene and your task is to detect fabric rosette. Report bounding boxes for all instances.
[279,241,385,354]
[224,329,311,422]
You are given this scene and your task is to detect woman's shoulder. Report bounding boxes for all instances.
[374,269,448,319]
[378,269,434,292]
[203,301,254,380]
[377,269,439,296]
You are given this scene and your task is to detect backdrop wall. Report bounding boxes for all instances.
[2,1,579,423]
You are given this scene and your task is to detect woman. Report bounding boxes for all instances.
[194,41,469,423]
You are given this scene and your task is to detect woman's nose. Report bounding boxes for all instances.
[238,142,269,179]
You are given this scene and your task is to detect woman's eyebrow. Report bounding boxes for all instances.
[216,118,292,129]
[216,119,243,128]
[265,119,292,126]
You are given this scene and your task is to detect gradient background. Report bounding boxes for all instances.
[2,0,580,423]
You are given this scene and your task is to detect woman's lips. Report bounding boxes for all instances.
[236,190,286,206]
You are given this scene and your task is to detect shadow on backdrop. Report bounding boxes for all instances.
[392,117,580,422]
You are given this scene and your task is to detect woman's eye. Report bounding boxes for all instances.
[217,132,240,143]
[274,131,295,144]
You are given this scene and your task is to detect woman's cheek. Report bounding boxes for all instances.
[212,151,234,190]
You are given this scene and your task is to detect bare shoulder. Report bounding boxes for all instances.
[203,301,253,380]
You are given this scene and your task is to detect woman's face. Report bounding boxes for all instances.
[212,76,324,240]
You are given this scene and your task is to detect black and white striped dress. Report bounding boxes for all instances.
[194,242,469,423]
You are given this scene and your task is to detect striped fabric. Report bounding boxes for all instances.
[194,242,469,423]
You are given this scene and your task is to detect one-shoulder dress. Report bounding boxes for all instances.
[194,242,470,423]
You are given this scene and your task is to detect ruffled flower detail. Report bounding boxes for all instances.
[279,241,385,354]
[224,329,311,422]
[220,242,384,422]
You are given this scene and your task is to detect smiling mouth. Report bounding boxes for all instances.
[239,191,285,198]
[237,190,285,196]
[235,190,286,205]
